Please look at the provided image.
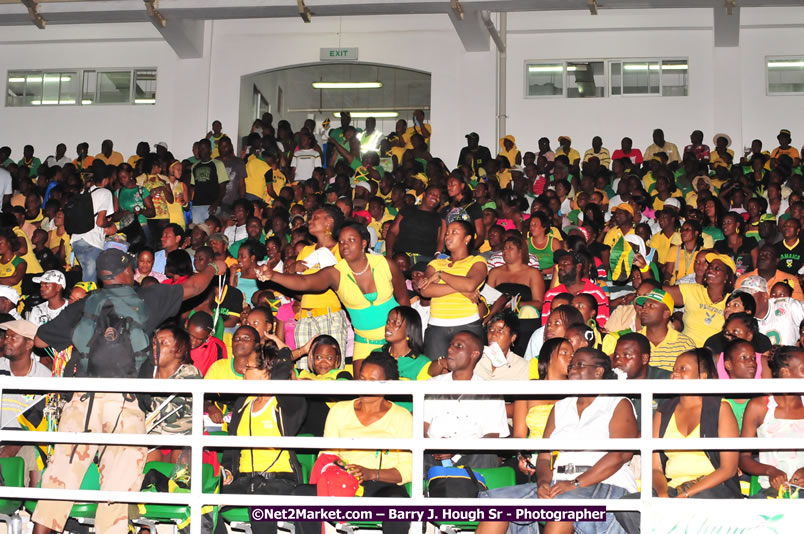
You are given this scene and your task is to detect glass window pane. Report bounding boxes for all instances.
[59,72,78,104]
[567,61,605,98]
[96,71,131,104]
[6,72,26,107]
[42,72,61,105]
[133,69,157,104]
[25,73,43,105]
[526,63,563,96]
[82,70,96,105]
[623,61,660,94]
[610,62,621,96]
[767,58,804,94]
[661,60,688,96]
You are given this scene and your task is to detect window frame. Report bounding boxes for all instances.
[765,55,804,96]
[524,58,688,99]
[5,67,158,107]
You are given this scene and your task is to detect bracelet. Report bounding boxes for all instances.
[639,263,650,273]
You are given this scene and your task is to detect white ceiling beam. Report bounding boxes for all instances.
[448,7,490,52]
[154,17,204,58]
[144,0,166,28]
[714,3,740,47]
[19,0,46,29]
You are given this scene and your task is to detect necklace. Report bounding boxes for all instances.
[350,257,370,276]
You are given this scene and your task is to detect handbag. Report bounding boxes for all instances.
[426,465,487,498]
[310,453,360,497]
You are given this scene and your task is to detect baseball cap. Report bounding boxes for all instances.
[704,252,737,274]
[735,275,769,295]
[558,135,571,144]
[465,132,480,140]
[0,286,19,305]
[354,181,371,192]
[759,214,776,223]
[0,319,37,340]
[32,270,67,289]
[662,198,681,211]
[96,249,134,281]
[779,129,791,137]
[155,141,168,150]
[191,222,212,236]
[613,203,634,216]
[635,288,674,312]
[208,233,229,247]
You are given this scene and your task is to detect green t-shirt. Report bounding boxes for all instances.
[116,186,150,224]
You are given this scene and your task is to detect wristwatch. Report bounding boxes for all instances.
[573,478,582,488]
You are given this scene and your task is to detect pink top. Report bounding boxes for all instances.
[275,302,298,350]
[716,351,762,379]
[135,270,167,283]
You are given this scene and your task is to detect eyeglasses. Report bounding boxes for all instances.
[567,362,602,371]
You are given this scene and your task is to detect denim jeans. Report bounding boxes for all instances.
[72,239,103,283]
[480,482,628,534]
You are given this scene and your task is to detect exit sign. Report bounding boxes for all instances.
[320,47,359,61]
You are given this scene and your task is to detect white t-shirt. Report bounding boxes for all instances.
[424,374,509,439]
[224,224,247,245]
[45,155,71,168]
[758,297,804,346]
[27,300,68,327]
[71,186,114,250]
[0,167,11,212]
[292,149,322,181]
[0,354,52,429]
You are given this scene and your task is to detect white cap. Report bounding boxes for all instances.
[355,181,371,192]
[662,198,681,210]
[32,269,67,289]
[155,141,168,149]
[0,286,19,305]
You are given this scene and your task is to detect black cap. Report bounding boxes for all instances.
[96,249,133,281]
[465,132,479,140]
[410,262,429,274]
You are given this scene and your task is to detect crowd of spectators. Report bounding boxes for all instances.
[1,113,804,534]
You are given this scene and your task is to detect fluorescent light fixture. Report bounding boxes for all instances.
[134,98,156,104]
[30,100,41,105]
[661,64,688,71]
[41,100,60,105]
[312,82,382,89]
[768,61,804,68]
[334,111,398,119]
[8,77,25,83]
[59,100,76,104]
[26,76,42,83]
[623,64,659,71]
[528,65,563,73]
[44,75,61,83]
[567,66,577,72]
[81,99,93,105]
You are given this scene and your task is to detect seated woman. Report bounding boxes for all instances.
[721,339,761,433]
[215,332,306,534]
[374,305,444,380]
[523,302,586,369]
[145,325,201,464]
[704,293,772,356]
[486,234,545,319]
[477,348,637,534]
[713,316,771,379]
[294,352,412,534]
[739,346,804,498]
[654,349,740,498]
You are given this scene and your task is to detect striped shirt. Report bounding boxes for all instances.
[0,355,51,429]
[639,326,696,372]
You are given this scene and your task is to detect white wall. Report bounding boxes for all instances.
[1,8,804,165]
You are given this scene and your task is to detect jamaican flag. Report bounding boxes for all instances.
[609,236,635,283]
[17,396,50,470]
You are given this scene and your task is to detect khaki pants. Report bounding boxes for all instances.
[32,392,147,534]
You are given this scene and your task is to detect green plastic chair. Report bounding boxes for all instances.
[25,460,101,530]
[0,457,25,528]
[136,461,220,533]
[431,466,517,534]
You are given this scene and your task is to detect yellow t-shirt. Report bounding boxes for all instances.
[245,155,270,201]
[665,246,699,285]
[555,147,581,165]
[95,152,124,166]
[709,148,734,169]
[322,399,413,485]
[0,255,25,294]
[678,283,727,347]
[649,231,679,265]
[167,181,188,228]
[237,396,292,473]
[140,174,171,220]
[13,227,42,274]
[297,244,342,312]
[404,124,432,148]
[204,358,243,380]
[428,255,486,321]
[48,229,72,266]
[664,413,716,489]
[603,226,634,249]
[583,148,611,167]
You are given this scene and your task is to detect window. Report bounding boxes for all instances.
[527,58,687,98]
[526,63,563,96]
[767,58,804,95]
[5,68,157,106]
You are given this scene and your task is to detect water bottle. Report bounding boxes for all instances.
[9,512,23,534]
